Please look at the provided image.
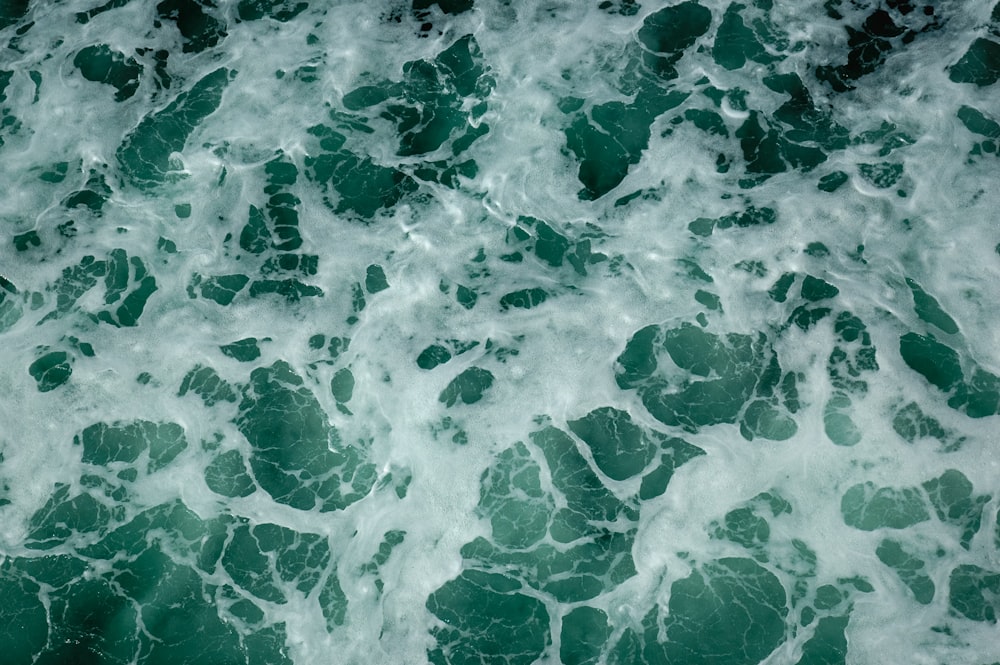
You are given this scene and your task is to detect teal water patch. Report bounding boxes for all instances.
[615,321,801,441]
[117,67,232,188]
[234,361,376,511]
[657,557,788,665]
[3,0,1000,663]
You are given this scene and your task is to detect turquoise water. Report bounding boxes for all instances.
[2,0,1000,663]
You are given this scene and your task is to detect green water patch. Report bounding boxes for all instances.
[305,124,417,220]
[712,3,776,70]
[683,107,729,137]
[561,606,612,665]
[40,250,158,326]
[958,105,1000,137]
[320,566,348,631]
[857,162,903,188]
[876,539,934,604]
[950,366,1000,418]
[191,273,249,306]
[827,312,877,387]
[741,398,798,441]
[3,558,135,665]
[436,416,808,662]
[801,275,839,301]
[795,614,850,665]
[565,88,689,200]
[261,254,318,278]
[662,322,758,377]
[567,407,657,481]
[638,0,713,71]
[563,1,707,199]
[248,278,323,303]
[14,499,298,665]
[452,424,653,604]
[710,491,792,561]
[204,449,256,498]
[460,529,637,603]
[476,441,553,549]
[892,402,966,451]
[688,205,776,238]
[823,394,861,447]
[28,349,73,392]
[334,33,492,191]
[817,170,849,192]
[0,0,29,30]
[439,366,494,406]
[723,88,853,183]
[102,266,157,327]
[763,72,849,151]
[958,104,1000,157]
[949,564,1000,622]
[417,345,450,370]
[235,361,375,511]
[694,289,722,311]
[117,68,232,188]
[417,339,479,370]
[323,335,350,361]
[0,68,20,148]
[13,229,41,251]
[220,519,330,604]
[499,287,548,310]
[343,34,493,157]
[786,303,830,333]
[75,420,188,472]
[906,278,959,334]
[426,571,549,665]
[840,482,929,531]
[768,272,796,302]
[922,469,990,550]
[815,8,914,92]
[221,337,262,362]
[365,264,389,293]
[6,559,138,664]
[900,333,1000,417]
[240,205,273,254]
[259,154,304,251]
[330,368,354,407]
[25,484,117,551]
[156,0,227,53]
[412,0,475,14]
[76,500,337,629]
[501,216,610,276]
[74,44,142,101]
[950,38,1000,86]
[652,557,788,665]
[853,120,914,158]
[531,427,638,537]
[734,111,789,177]
[179,365,238,406]
[615,322,797,438]
[0,282,28,333]
[638,434,705,500]
[360,529,405,595]
[817,312,878,446]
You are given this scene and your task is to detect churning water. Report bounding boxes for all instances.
[1,0,1000,663]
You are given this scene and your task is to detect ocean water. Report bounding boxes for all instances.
[1,0,1000,663]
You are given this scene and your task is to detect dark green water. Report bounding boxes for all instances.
[1,1,1000,663]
